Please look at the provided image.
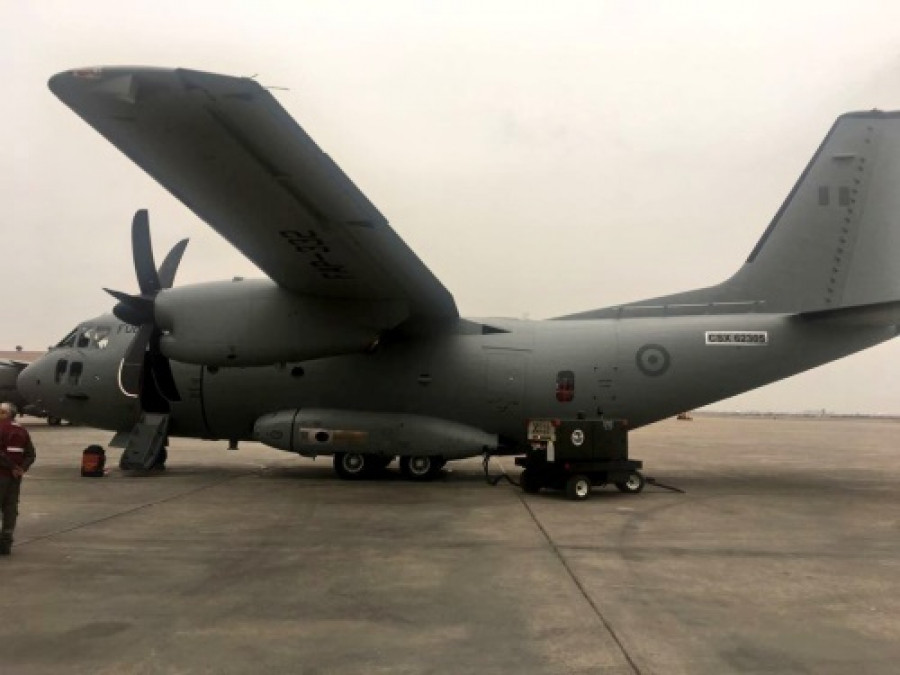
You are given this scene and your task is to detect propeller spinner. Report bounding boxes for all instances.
[105,210,188,401]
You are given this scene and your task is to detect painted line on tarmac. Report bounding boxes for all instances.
[504,460,642,675]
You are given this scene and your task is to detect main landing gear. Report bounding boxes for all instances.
[332,452,446,481]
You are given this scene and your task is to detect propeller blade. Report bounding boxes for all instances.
[149,352,181,402]
[157,238,189,290]
[104,289,154,326]
[118,324,153,397]
[148,330,180,402]
[109,209,187,402]
[132,209,161,296]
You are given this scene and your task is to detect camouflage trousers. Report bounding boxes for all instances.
[0,475,22,544]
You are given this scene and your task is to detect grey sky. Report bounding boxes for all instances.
[3,1,900,413]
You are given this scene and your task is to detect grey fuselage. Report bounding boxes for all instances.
[19,306,895,451]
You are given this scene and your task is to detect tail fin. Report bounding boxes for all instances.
[733,110,900,312]
[565,111,900,319]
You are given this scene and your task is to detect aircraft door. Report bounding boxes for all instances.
[484,350,527,418]
[592,326,620,417]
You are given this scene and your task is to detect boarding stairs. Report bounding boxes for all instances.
[119,413,169,470]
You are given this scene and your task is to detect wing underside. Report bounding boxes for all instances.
[49,67,457,325]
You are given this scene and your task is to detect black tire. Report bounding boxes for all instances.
[47,416,62,426]
[520,468,543,494]
[615,471,645,494]
[399,455,443,481]
[333,452,369,480]
[565,474,592,501]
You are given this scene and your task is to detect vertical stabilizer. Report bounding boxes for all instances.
[733,111,900,312]
[563,111,900,319]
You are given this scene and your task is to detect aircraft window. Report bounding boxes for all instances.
[54,359,68,384]
[556,370,575,403]
[56,329,78,349]
[76,329,91,349]
[68,362,83,386]
[81,326,111,350]
[95,327,110,349]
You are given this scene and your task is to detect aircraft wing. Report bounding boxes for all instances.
[49,67,458,324]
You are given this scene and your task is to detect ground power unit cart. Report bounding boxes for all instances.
[515,419,644,501]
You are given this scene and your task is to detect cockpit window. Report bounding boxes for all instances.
[95,328,110,349]
[55,329,78,349]
[72,326,112,350]
[84,326,111,350]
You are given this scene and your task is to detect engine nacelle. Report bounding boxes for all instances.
[254,408,498,459]
[154,279,408,366]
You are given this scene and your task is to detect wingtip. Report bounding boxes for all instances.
[48,66,178,100]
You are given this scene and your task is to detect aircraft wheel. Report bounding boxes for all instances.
[399,455,443,481]
[520,468,543,494]
[565,474,592,501]
[615,471,645,494]
[334,452,369,480]
[47,416,62,426]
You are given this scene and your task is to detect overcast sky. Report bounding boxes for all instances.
[3,1,900,413]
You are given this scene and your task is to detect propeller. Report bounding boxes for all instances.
[104,210,188,401]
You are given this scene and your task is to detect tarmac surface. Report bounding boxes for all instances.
[2,414,899,674]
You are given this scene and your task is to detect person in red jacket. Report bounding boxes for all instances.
[0,402,36,555]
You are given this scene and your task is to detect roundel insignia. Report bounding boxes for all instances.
[571,429,585,446]
[635,344,671,377]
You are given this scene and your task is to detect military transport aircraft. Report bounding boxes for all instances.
[17,67,900,481]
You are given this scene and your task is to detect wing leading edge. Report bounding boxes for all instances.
[49,67,458,325]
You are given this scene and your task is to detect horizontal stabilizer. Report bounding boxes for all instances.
[798,299,900,326]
